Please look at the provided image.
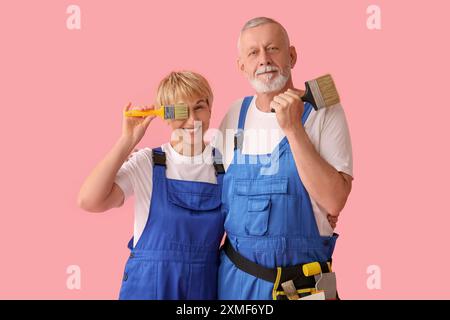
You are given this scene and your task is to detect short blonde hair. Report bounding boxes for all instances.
[155,71,213,107]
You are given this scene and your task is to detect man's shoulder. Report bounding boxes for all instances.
[219,96,249,130]
[230,95,256,114]
[229,96,246,112]
[324,102,345,116]
[322,103,349,128]
[305,102,347,127]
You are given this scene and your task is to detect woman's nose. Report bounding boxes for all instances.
[188,108,199,122]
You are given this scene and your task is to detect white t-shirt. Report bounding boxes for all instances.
[114,142,218,247]
[214,96,353,236]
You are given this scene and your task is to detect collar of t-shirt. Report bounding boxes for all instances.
[242,97,284,155]
[159,142,217,184]
[162,142,213,165]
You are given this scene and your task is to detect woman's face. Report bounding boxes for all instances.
[167,95,212,151]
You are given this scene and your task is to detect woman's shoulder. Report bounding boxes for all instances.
[126,147,154,167]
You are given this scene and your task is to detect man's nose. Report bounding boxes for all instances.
[259,51,272,66]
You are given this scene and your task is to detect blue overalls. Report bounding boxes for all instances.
[119,147,225,300]
[218,97,338,300]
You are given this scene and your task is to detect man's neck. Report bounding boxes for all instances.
[254,79,294,113]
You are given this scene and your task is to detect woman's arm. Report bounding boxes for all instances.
[77,135,134,212]
[77,103,155,213]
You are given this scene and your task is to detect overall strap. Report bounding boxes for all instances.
[235,96,253,150]
[302,102,314,126]
[152,147,166,166]
[212,147,225,176]
[238,96,253,130]
[151,147,166,180]
[238,96,313,130]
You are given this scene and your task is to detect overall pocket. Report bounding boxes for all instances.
[233,177,288,236]
[245,196,271,236]
[166,178,222,211]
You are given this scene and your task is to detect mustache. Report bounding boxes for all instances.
[255,66,280,76]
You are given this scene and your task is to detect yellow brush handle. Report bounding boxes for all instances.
[124,108,164,118]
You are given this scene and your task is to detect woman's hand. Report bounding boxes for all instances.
[121,102,156,146]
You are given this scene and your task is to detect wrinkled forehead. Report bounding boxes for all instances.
[238,23,289,52]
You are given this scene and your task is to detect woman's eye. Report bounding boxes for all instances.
[194,106,203,111]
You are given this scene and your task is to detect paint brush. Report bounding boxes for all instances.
[271,74,340,112]
[124,104,189,120]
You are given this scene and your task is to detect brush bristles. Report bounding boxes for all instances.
[308,74,340,109]
[164,104,189,120]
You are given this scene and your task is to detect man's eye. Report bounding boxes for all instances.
[249,51,257,56]
[268,47,278,51]
[194,106,203,110]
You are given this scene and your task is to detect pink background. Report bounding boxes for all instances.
[1,0,449,299]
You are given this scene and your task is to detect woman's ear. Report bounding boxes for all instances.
[207,100,212,113]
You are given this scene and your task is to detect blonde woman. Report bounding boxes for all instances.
[78,71,225,300]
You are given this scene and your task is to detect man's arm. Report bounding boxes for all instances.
[286,127,352,216]
[271,89,352,217]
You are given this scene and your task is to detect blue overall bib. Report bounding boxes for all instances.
[119,147,225,300]
[218,97,338,300]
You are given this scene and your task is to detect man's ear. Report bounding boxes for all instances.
[289,46,297,68]
[237,57,245,74]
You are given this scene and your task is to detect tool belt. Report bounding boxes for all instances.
[222,238,333,300]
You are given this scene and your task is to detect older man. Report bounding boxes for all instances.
[215,17,353,300]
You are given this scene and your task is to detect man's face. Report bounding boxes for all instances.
[238,23,296,93]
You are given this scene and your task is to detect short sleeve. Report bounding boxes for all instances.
[115,164,134,200]
[319,103,354,178]
[114,148,154,200]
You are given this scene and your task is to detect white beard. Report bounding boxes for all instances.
[249,67,291,93]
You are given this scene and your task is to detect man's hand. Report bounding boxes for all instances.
[270,88,305,134]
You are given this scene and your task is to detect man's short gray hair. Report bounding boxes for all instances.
[238,17,290,50]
